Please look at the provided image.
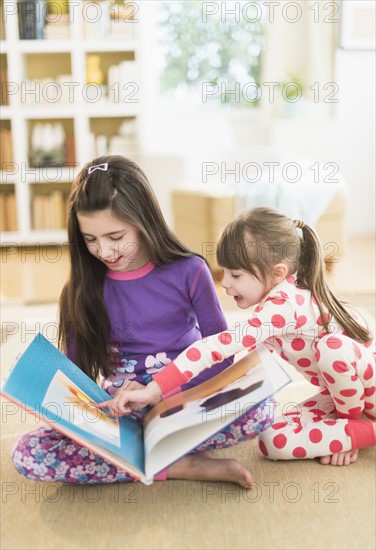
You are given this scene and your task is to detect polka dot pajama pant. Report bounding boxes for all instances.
[12,399,275,484]
[259,334,376,460]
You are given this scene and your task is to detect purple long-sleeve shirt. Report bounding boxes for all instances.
[68,256,232,396]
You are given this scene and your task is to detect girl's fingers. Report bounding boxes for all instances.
[94,400,113,410]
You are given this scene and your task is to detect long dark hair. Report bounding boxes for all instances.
[217,207,372,343]
[59,155,196,381]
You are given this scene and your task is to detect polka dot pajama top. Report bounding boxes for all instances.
[154,276,376,460]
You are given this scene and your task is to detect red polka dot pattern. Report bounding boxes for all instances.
[329,440,343,453]
[303,400,317,407]
[340,388,357,397]
[271,314,286,328]
[242,335,257,348]
[332,361,348,373]
[271,422,288,430]
[249,317,262,327]
[294,315,307,329]
[326,337,342,349]
[334,397,345,406]
[292,447,307,458]
[186,348,201,362]
[273,434,287,449]
[295,294,305,305]
[291,338,305,351]
[309,429,323,443]
[364,364,374,380]
[322,372,335,384]
[211,351,223,362]
[218,333,232,345]
[352,343,362,359]
[259,440,268,456]
[297,358,311,368]
[271,297,286,305]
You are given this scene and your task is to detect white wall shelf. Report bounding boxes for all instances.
[0,0,141,243]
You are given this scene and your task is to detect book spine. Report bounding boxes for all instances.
[35,0,45,40]
[18,0,37,40]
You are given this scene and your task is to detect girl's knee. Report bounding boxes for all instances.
[11,427,63,481]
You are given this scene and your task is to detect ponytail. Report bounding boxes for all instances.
[296,222,372,344]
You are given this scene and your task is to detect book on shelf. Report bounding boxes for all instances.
[0,129,14,169]
[1,334,290,485]
[0,192,17,232]
[32,190,66,230]
[17,0,45,40]
[1,67,9,105]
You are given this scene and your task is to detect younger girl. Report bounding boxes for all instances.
[12,157,274,487]
[113,207,376,466]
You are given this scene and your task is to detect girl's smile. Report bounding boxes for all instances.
[77,209,150,272]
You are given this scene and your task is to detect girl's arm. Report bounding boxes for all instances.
[153,291,295,395]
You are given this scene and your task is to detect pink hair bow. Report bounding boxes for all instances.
[88,163,108,174]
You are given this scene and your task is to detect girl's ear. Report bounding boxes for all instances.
[271,263,288,284]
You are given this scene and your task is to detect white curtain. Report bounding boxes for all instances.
[261,0,339,117]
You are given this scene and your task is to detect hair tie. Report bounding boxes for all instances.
[294,219,305,229]
[88,163,108,175]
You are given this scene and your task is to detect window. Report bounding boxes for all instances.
[157,1,266,107]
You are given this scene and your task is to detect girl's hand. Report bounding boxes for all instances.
[96,381,162,417]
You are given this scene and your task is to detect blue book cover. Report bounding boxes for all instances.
[2,334,146,480]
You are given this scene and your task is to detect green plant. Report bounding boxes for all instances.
[280,73,306,101]
[158,1,266,106]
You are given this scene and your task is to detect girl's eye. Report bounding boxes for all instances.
[109,235,124,241]
[231,274,241,279]
[84,237,96,243]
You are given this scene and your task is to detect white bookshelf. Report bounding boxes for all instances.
[0,0,142,245]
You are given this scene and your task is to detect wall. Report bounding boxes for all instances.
[334,48,375,235]
[138,5,375,236]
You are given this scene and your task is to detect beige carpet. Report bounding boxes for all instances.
[1,328,375,550]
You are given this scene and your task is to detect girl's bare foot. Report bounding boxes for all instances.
[320,449,359,466]
[167,453,253,488]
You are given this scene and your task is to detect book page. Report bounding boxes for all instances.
[143,347,290,480]
[42,370,121,446]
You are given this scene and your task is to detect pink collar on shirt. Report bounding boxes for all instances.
[106,261,155,281]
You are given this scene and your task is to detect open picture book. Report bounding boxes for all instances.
[2,334,290,485]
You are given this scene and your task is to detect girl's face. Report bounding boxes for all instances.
[77,209,150,272]
[221,267,274,309]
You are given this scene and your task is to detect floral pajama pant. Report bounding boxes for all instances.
[259,334,376,460]
[12,399,275,484]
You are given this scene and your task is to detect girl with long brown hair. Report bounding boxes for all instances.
[116,206,375,468]
[12,158,275,487]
